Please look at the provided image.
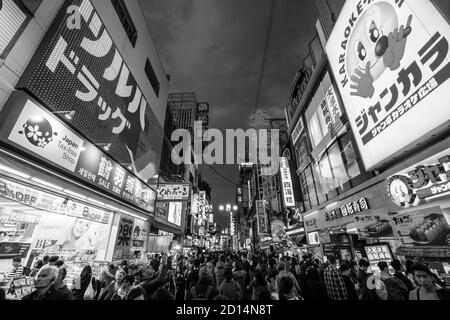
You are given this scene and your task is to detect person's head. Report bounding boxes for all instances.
[327,255,337,266]
[151,287,174,300]
[339,262,352,276]
[12,256,21,267]
[48,256,59,265]
[378,261,389,273]
[43,255,50,264]
[235,261,243,271]
[390,259,403,272]
[121,275,134,290]
[127,286,147,300]
[219,255,226,263]
[71,218,91,238]
[224,267,233,281]
[115,270,126,284]
[277,261,286,272]
[121,260,128,267]
[193,259,200,269]
[254,271,266,287]
[199,266,213,284]
[279,277,294,297]
[133,273,142,285]
[410,263,435,289]
[307,267,321,281]
[108,263,115,273]
[359,259,370,271]
[34,265,58,290]
[405,260,414,273]
[54,267,67,288]
[54,260,64,268]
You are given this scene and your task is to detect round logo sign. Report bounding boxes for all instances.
[386,175,416,207]
[18,116,57,148]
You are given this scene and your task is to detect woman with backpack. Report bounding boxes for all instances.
[218,267,243,300]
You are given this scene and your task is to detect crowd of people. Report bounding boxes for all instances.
[1,250,449,301]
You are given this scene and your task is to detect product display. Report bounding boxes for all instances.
[365,220,394,237]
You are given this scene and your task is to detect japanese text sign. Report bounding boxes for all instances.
[280,157,296,207]
[256,200,268,236]
[157,183,191,201]
[326,0,450,170]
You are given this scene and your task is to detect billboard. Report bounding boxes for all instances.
[256,200,268,236]
[157,183,191,201]
[16,0,164,180]
[326,0,450,170]
[0,92,156,213]
[168,202,182,227]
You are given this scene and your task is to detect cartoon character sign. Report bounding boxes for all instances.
[326,0,450,170]
[347,2,412,98]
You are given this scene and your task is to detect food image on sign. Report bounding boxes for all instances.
[364,220,394,237]
[409,214,450,245]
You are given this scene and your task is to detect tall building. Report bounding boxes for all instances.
[286,1,450,275]
[168,92,198,133]
[0,0,170,274]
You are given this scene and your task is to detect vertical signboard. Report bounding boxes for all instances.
[326,0,450,170]
[113,215,134,260]
[280,157,296,207]
[256,200,268,236]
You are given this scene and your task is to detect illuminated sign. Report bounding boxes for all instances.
[256,200,268,236]
[307,231,320,245]
[157,183,191,201]
[386,148,450,207]
[17,0,164,177]
[364,244,394,267]
[0,92,156,213]
[326,0,450,170]
[325,198,369,222]
[168,202,182,227]
[280,157,295,207]
[197,102,209,114]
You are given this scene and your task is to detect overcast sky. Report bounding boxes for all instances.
[141,0,318,226]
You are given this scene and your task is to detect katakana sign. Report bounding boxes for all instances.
[17,0,164,174]
[326,0,450,170]
[157,183,191,202]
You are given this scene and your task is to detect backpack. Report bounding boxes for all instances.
[191,285,213,300]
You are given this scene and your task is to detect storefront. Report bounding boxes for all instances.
[0,92,155,295]
[304,183,396,266]
[383,147,450,277]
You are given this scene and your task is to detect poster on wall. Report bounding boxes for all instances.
[30,211,111,261]
[113,215,134,260]
[326,0,450,170]
[390,206,450,246]
[168,202,182,227]
[130,219,147,256]
[354,213,395,238]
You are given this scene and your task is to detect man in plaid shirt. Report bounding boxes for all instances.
[324,255,348,300]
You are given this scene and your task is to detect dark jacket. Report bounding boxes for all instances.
[141,264,169,299]
[382,275,409,300]
[187,281,218,300]
[343,275,359,301]
[394,272,414,292]
[303,280,328,301]
[22,286,72,300]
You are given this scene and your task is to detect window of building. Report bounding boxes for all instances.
[145,59,161,97]
[340,132,361,179]
[298,170,311,212]
[304,166,319,208]
[111,0,137,47]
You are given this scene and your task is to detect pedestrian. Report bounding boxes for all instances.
[99,269,125,300]
[233,261,248,299]
[215,255,227,289]
[141,254,169,299]
[126,286,147,300]
[97,263,116,297]
[8,257,24,280]
[408,263,450,300]
[53,267,74,300]
[323,255,348,300]
[339,262,359,300]
[275,261,301,296]
[378,261,409,300]
[219,267,243,300]
[175,273,186,300]
[250,270,272,301]
[187,267,218,300]
[72,265,97,300]
[405,260,417,288]
[278,277,300,300]
[22,265,68,300]
[303,267,328,301]
[186,259,201,290]
[110,275,134,300]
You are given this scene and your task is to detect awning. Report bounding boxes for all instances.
[152,216,182,235]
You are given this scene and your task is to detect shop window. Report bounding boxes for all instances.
[111,0,138,47]
[340,132,361,179]
[307,104,324,148]
[328,142,349,188]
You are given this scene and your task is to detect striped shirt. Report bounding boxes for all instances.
[8,265,24,280]
[324,265,348,300]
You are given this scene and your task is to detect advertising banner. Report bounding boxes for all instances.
[30,211,111,260]
[389,206,450,246]
[0,0,31,61]
[326,0,450,170]
[113,215,135,260]
[168,202,182,227]
[157,183,191,202]
[364,243,394,268]
[353,212,395,239]
[16,0,164,179]
[130,219,147,252]
[198,191,206,219]
[0,92,156,213]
